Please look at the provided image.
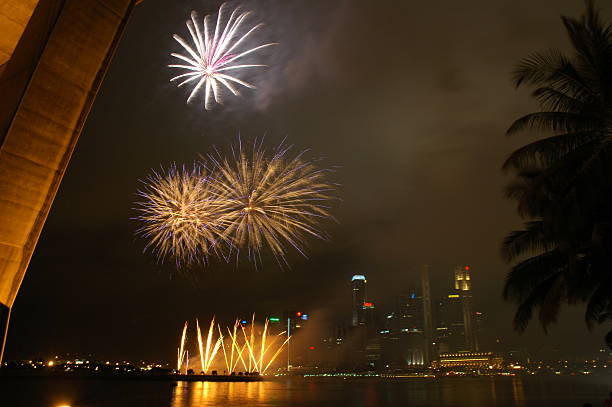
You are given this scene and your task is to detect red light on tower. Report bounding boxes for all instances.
[296,312,302,317]
[465,266,470,271]
[363,302,373,308]
[309,346,315,350]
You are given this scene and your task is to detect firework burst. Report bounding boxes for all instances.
[207,140,335,265]
[134,164,227,266]
[169,3,276,109]
[135,142,336,267]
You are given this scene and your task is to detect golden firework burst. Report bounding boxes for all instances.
[207,140,335,264]
[134,164,228,266]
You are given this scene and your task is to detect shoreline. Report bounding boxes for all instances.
[0,370,263,382]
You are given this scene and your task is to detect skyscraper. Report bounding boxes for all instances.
[433,266,478,354]
[454,265,477,351]
[454,265,472,291]
[474,310,484,350]
[434,294,467,353]
[421,265,434,366]
[351,275,367,326]
[381,292,425,369]
[395,292,424,332]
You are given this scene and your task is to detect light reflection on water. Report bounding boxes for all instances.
[173,381,271,407]
[167,376,609,407]
[1,375,609,406]
[512,377,526,407]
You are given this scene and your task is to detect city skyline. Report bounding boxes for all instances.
[6,265,608,373]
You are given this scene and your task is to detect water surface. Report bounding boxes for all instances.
[1,376,610,407]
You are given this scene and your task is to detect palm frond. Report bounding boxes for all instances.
[562,15,598,70]
[506,112,593,135]
[513,50,596,100]
[501,221,553,262]
[502,131,602,171]
[531,87,586,112]
[584,283,611,328]
[538,275,567,332]
[513,50,570,88]
[510,138,601,217]
[503,249,565,301]
[512,271,564,332]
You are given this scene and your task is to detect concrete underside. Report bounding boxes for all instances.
[0,1,40,68]
[0,0,137,360]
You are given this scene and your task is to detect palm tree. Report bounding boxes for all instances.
[502,0,612,348]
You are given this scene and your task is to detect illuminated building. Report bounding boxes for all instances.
[380,290,427,369]
[365,337,383,368]
[421,265,434,366]
[347,275,384,370]
[434,294,467,353]
[363,301,377,328]
[282,310,309,335]
[277,310,310,369]
[434,265,477,353]
[351,275,367,326]
[454,265,471,291]
[376,267,434,369]
[432,351,503,370]
[454,265,477,351]
[474,311,485,349]
[395,292,424,332]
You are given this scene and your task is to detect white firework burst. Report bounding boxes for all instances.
[169,3,276,109]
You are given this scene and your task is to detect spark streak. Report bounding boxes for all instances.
[176,315,289,375]
[177,321,188,372]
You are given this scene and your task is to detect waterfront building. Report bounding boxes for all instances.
[432,351,503,370]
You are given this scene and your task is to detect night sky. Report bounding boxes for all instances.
[6,0,612,362]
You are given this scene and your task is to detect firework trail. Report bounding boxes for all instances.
[169,3,276,109]
[218,324,230,372]
[184,350,189,374]
[196,319,205,374]
[238,316,289,373]
[134,164,229,266]
[177,321,188,372]
[205,317,223,373]
[177,316,289,375]
[207,140,335,265]
[226,320,248,372]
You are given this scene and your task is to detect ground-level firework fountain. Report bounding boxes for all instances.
[176,315,290,376]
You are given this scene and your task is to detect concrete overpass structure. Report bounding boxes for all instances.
[0,0,144,362]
